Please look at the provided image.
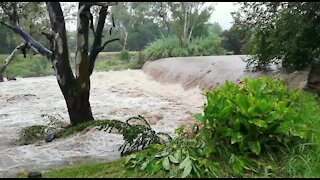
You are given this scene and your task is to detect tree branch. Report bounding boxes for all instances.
[88,6,109,75]
[0,21,16,31]
[0,43,25,76]
[159,3,170,32]
[99,38,120,52]
[6,22,53,58]
[84,2,118,7]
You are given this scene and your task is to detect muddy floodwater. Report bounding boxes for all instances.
[0,70,204,177]
[0,55,308,177]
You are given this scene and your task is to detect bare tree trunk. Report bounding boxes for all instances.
[188,26,194,42]
[306,58,320,94]
[183,6,188,47]
[0,43,24,82]
[123,30,128,51]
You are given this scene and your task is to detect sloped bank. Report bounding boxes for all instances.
[142,55,309,90]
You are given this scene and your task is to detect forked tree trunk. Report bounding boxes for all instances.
[47,2,94,125]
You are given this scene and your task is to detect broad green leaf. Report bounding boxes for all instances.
[257,99,272,113]
[248,141,261,155]
[162,157,170,170]
[169,154,179,164]
[231,133,243,144]
[192,163,201,178]
[179,156,190,170]
[218,105,233,120]
[182,160,192,178]
[174,149,182,162]
[224,128,234,137]
[194,113,204,121]
[125,155,134,164]
[146,161,155,173]
[235,94,249,110]
[267,111,280,123]
[249,119,267,128]
[153,161,163,173]
[140,160,149,170]
[248,106,256,115]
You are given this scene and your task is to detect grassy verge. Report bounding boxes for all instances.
[0,54,54,78]
[0,51,143,78]
[94,51,144,71]
[17,159,161,178]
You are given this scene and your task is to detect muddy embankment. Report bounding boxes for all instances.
[142,55,309,90]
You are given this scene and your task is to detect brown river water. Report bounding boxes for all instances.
[0,55,308,177]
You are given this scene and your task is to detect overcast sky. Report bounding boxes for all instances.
[64,2,241,31]
[210,2,241,30]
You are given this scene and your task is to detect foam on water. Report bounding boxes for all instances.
[0,70,203,177]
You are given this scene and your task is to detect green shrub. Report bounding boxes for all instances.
[118,50,131,61]
[126,77,320,178]
[144,34,225,61]
[125,127,219,178]
[199,77,310,156]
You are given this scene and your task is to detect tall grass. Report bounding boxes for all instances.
[144,34,225,61]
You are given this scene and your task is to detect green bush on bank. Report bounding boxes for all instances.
[125,77,320,178]
[144,34,225,61]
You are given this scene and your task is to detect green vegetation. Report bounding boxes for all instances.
[235,2,320,72]
[17,77,320,178]
[124,77,320,178]
[144,34,225,61]
[60,116,171,156]
[0,54,54,78]
[0,51,145,78]
[17,125,47,145]
[17,115,170,156]
[17,159,160,178]
[95,51,145,71]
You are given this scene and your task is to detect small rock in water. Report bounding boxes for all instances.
[7,77,16,81]
[45,133,55,142]
[27,171,42,178]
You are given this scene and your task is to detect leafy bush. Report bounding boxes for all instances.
[144,34,225,61]
[125,127,219,178]
[126,77,320,178]
[118,50,131,61]
[199,77,310,156]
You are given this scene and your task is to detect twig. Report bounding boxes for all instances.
[99,38,120,52]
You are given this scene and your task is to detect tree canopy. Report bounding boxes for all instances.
[234,2,320,71]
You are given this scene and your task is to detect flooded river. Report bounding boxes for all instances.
[0,70,203,177]
[0,55,308,177]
